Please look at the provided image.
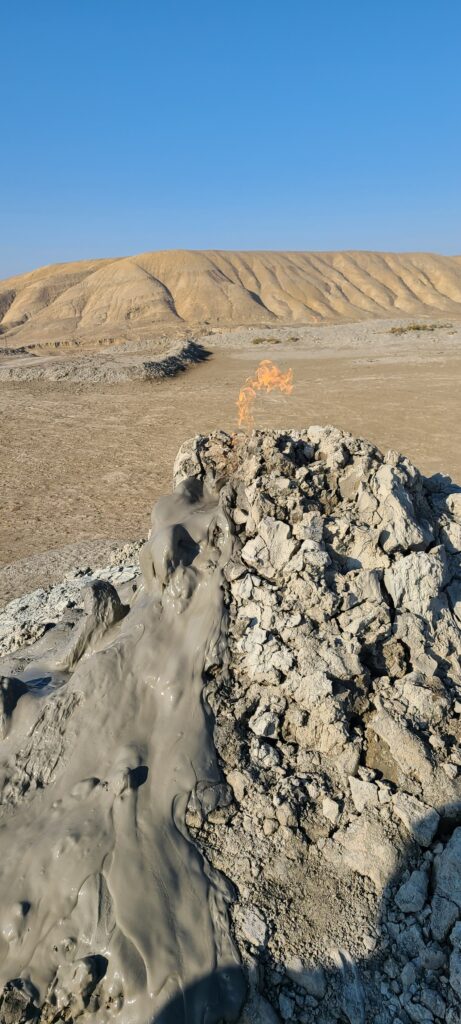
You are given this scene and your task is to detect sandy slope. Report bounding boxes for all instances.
[2,250,461,350]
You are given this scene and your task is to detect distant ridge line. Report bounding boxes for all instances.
[2,249,461,350]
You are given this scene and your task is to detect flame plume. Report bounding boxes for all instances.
[236,359,294,429]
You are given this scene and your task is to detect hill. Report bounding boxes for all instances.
[2,250,461,350]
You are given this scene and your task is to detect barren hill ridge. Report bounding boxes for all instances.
[2,250,461,350]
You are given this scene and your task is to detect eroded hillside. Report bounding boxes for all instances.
[2,250,461,350]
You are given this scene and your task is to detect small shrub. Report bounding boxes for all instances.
[389,322,452,335]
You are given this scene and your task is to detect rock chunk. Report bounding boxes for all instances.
[395,868,429,913]
[328,815,399,887]
[349,775,379,813]
[431,828,461,941]
[392,793,440,847]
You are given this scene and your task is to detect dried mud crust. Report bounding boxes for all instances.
[0,427,461,1023]
[0,339,209,383]
[174,428,461,1023]
[0,541,142,659]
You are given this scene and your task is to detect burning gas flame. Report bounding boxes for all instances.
[236,359,294,429]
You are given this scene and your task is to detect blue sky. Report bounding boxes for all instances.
[2,0,460,277]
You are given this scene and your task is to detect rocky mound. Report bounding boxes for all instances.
[0,427,460,1024]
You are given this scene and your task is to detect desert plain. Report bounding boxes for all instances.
[1,249,461,603]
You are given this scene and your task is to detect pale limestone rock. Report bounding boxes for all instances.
[292,670,332,710]
[448,578,461,624]
[384,548,448,620]
[237,905,268,947]
[249,709,280,739]
[329,815,399,887]
[432,829,461,941]
[348,776,379,813]
[322,796,340,824]
[372,463,433,554]
[369,703,439,797]
[392,793,440,848]
[285,956,326,998]
[395,868,429,913]
[258,517,298,573]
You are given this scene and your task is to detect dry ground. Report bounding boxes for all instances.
[1,320,460,604]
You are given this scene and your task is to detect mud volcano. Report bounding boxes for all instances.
[0,427,461,1024]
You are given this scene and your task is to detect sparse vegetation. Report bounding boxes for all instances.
[251,335,299,345]
[389,322,452,335]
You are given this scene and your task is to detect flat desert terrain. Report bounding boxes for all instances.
[1,314,460,604]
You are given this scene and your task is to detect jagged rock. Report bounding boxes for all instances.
[285,957,326,998]
[384,548,448,620]
[239,992,281,1024]
[395,868,429,913]
[326,815,399,887]
[368,704,440,798]
[322,795,340,824]
[451,921,461,948]
[292,670,332,709]
[420,987,447,1019]
[418,945,447,970]
[0,979,36,1023]
[392,793,440,847]
[331,948,366,1024]
[278,992,295,1020]
[449,951,461,999]
[248,708,280,739]
[349,775,379,813]
[0,544,141,660]
[236,905,268,948]
[431,829,461,941]
[402,1001,434,1023]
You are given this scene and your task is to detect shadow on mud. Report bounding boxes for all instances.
[153,966,246,1024]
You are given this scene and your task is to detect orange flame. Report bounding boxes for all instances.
[236,359,294,429]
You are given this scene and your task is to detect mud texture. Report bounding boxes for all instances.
[0,428,461,1024]
[0,479,244,1023]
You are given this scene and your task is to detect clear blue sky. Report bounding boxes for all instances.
[2,0,460,277]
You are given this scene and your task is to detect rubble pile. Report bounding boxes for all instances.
[175,428,461,1024]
